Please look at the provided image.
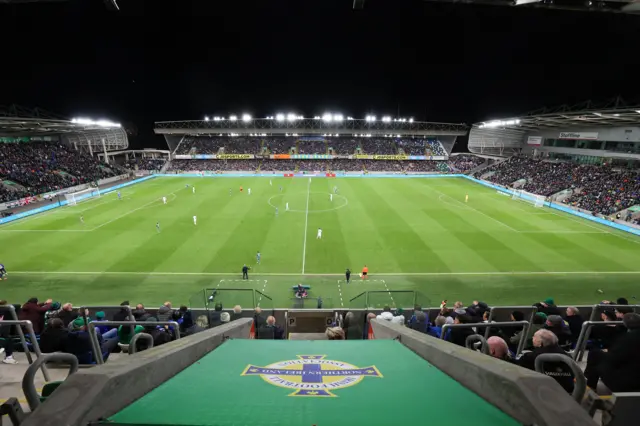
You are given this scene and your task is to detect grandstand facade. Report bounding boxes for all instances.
[469,101,640,168]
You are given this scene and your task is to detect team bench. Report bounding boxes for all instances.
[292,285,311,291]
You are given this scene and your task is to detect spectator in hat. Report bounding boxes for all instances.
[585,313,640,393]
[44,302,62,324]
[18,297,53,334]
[535,298,561,317]
[545,315,572,347]
[94,311,118,340]
[518,329,575,394]
[220,312,231,325]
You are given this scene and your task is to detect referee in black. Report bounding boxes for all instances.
[242,264,250,280]
[345,268,351,284]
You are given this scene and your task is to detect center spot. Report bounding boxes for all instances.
[268,192,348,213]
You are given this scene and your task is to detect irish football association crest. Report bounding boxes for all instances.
[241,355,383,397]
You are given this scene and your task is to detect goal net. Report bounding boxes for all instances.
[65,187,101,206]
[512,189,545,208]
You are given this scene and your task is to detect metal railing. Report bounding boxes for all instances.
[534,353,586,402]
[572,320,624,361]
[0,305,35,364]
[465,334,489,355]
[128,332,154,354]
[87,321,180,365]
[22,353,78,411]
[483,305,538,339]
[442,321,530,355]
[0,319,50,381]
[588,304,638,322]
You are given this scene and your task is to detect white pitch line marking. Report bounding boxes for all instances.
[9,270,640,277]
[301,178,311,274]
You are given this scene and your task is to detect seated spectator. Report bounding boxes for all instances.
[67,317,118,364]
[113,301,130,322]
[157,301,173,322]
[590,310,625,349]
[18,297,53,335]
[40,318,69,353]
[326,327,346,340]
[145,317,173,346]
[517,329,574,394]
[257,316,284,340]
[295,284,308,299]
[535,298,561,316]
[231,305,243,321]
[564,307,584,342]
[132,304,147,320]
[584,313,640,393]
[447,315,475,347]
[209,303,223,326]
[408,310,428,333]
[94,311,118,340]
[510,312,546,350]
[427,316,446,338]
[376,306,404,325]
[487,336,514,363]
[544,315,572,348]
[117,322,145,346]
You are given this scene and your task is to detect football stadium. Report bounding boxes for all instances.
[1,102,639,425]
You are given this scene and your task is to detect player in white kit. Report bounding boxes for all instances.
[162,196,167,204]
[193,215,197,225]
[317,228,322,239]
[193,186,196,194]
[286,202,289,211]
[330,194,333,202]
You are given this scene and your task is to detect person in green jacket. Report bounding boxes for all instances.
[118,324,144,345]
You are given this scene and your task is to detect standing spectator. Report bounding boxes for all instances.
[253,307,266,329]
[584,313,640,393]
[242,264,250,280]
[257,316,284,340]
[231,305,243,321]
[113,301,130,322]
[518,329,574,394]
[590,310,625,349]
[18,298,52,334]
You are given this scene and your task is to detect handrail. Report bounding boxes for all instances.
[0,319,50,382]
[87,321,180,364]
[465,334,489,354]
[534,353,587,402]
[442,321,530,356]
[284,311,288,339]
[128,332,154,354]
[0,304,35,364]
[22,353,78,411]
[572,320,624,361]
[484,305,538,339]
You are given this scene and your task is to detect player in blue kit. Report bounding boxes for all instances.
[117,191,122,200]
[0,264,7,280]
[256,251,261,265]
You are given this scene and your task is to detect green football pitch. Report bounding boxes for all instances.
[1,176,639,309]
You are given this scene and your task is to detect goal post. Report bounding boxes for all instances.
[65,187,101,206]
[511,189,545,208]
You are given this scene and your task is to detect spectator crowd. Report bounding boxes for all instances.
[449,155,485,172]
[124,158,166,171]
[0,142,121,202]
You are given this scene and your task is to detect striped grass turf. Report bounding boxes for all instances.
[0,176,638,309]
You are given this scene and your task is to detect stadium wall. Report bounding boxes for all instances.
[0,175,156,225]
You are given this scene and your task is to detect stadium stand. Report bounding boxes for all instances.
[124,158,166,171]
[449,154,485,172]
[563,168,640,216]
[328,138,359,154]
[0,141,121,200]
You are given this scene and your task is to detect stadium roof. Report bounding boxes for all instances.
[0,105,121,136]
[155,117,469,137]
[473,99,640,131]
[419,0,640,14]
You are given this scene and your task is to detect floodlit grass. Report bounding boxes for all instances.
[1,176,639,309]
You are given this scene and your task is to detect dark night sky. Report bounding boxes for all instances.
[2,0,640,149]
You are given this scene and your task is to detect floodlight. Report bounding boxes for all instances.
[322,113,333,122]
[276,113,285,121]
[396,134,401,138]
[333,114,344,122]
[334,133,339,137]
[347,116,354,120]
[205,116,209,121]
[636,110,640,114]
[409,118,413,123]
[242,114,251,122]
[382,116,391,122]
[314,116,321,120]
[229,115,238,121]
[297,115,304,119]
[287,113,297,121]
